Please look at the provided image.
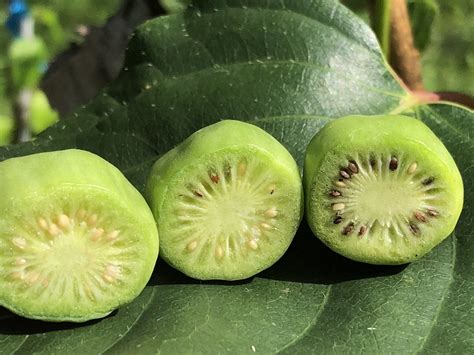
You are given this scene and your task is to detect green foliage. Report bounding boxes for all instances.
[0,115,13,146]
[408,0,439,51]
[29,89,59,135]
[28,0,122,51]
[422,0,474,95]
[0,1,472,352]
[32,5,65,54]
[0,0,122,134]
[8,37,48,92]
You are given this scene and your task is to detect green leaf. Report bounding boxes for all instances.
[0,1,473,353]
[8,37,49,92]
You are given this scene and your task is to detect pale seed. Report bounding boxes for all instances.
[264,207,278,218]
[187,240,198,252]
[248,240,258,250]
[38,218,48,230]
[332,203,345,211]
[91,228,104,241]
[102,274,115,283]
[12,237,27,249]
[48,223,60,237]
[106,264,121,278]
[215,246,224,259]
[58,214,70,229]
[15,258,27,266]
[408,162,418,174]
[107,230,120,241]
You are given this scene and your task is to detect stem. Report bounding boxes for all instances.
[371,0,392,58]
[389,0,424,91]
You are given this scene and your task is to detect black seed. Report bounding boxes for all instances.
[193,190,203,198]
[409,222,420,235]
[270,189,275,195]
[348,161,359,174]
[333,216,343,224]
[422,176,435,185]
[358,225,367,236]
[427,209,439,217]
[342,222,354,235]
[389,156,398,171]
[329,190,342,197]
[414,211,427,223]
[340,170,351,179]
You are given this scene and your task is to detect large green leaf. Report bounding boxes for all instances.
[1,0,473,353]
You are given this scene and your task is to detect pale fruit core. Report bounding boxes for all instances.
[3,207,132,303]
[174,157,280,257]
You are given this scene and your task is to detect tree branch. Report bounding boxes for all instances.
[389,0,424,91]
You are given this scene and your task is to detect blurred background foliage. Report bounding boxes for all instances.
[0,0,121,144]
[421,0,474,96]
[0,0,472,146]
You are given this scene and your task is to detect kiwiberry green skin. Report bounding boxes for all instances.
[146,120,303,281]
[0,149,159,322]
[304,115,464,265]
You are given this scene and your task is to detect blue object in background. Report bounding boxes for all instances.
[6,0,29,37]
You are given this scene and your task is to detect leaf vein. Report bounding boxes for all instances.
[278,285,332,352]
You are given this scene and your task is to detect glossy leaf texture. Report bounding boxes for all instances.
[0,0,472,353]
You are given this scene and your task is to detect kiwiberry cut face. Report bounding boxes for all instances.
[0,149,159,322]
[304,115,464,265]
[146,120,303,281]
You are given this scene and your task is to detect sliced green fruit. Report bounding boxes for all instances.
[304,115,464,265]
[146,120,303,281]
[0,149,159,322]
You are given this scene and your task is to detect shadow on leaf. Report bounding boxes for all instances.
[148,220,407,287]
[261,220,407,284]
[0,308,116,335]
[147,258,254,286]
